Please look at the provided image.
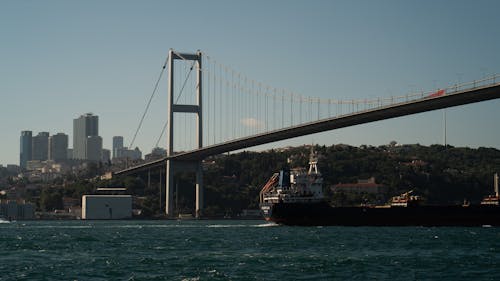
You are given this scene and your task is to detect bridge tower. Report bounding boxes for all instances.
[166,49,203,218]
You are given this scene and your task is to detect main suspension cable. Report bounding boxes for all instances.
[129,55,169,148]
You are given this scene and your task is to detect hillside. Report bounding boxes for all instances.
[139,144,500,217]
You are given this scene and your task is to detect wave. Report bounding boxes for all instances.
[207,222,279,228]
[27,225,93,229]
[255,222,279,227]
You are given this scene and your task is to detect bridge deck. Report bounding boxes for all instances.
[114,82,500,176]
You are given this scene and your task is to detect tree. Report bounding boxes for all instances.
[40,188,63,211]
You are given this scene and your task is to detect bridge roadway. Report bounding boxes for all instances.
[114,82,500,176]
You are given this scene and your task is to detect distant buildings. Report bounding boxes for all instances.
[18,113,145,177]
[0,200,35,220]
[32,132,49,161]
[112,136,142,162]
[24,160,70,182]
[124,147,142,160]
[101,149,111,163]
[49,133,68,162]
[19,131,32,169]
[73,113,100,161]
[21,131,68,166]
[112,136,124,159]
[145,147,167,161]
[86,135,103,162]
[115,147,142,161]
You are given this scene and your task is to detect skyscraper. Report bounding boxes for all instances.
[73,113,99,160]
[20,131,32,169]
[86,135,103,162]
[32,132,49,161]
[112,136,124,159]
[49,133,68,162]
[101,148,111,163]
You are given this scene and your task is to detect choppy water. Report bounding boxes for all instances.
[1,220,499,280]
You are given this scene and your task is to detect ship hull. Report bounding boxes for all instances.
[261,202,500,226]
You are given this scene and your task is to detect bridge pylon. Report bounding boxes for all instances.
[165,49,203,218]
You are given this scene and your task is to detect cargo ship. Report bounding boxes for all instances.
[259,152,500,226]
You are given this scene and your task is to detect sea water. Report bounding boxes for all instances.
[0,220,499,280]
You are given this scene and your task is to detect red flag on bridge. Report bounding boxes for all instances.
[427,89,446,98]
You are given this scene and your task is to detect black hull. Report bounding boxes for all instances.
[261,202,500,226]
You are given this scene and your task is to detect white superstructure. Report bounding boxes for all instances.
[260,151,324,205]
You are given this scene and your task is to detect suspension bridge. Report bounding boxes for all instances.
[114,49,500,218]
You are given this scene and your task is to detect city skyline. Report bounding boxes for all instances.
[2,1,500,166]
[18,119,143,167]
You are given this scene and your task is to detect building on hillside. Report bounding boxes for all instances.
[332,177,387,195]
[401,159,428,169]
[22,160,70,181]
[0,200,35,220]
[26,160,43,171]
[6,165,20,174]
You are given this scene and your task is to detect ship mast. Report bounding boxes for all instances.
[308,146,319,175]
[495,173,499,197]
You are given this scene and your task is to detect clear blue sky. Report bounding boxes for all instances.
[1,0,500,166]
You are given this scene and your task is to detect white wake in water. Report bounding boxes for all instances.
[207,222,279,228]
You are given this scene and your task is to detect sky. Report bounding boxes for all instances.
[1,0,500,166]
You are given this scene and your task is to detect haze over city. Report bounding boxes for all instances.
[1,0,500,166]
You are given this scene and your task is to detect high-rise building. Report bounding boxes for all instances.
[67,148,73,160]
[145,147,167,161]
[101,149,111,163]
[49,133,68,162]
[112,136,124,159]
[86,135,103,162]
[20,131,33,169]
[32,132,49,161]
[73,113,99,160]
[117,147,142,160]
[130,147,142,160]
